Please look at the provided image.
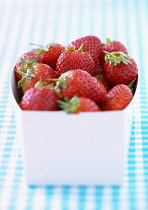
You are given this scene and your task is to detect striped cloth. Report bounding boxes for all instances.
[0,0,148,209]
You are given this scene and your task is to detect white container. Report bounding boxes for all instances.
[11,70,138,186]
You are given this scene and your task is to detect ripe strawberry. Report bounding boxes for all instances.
[19,87,59,111]
[16,63,57,93]
[33,43,65,70]
[15,51,42,81]
[56,44,95,76]
[100,84,133,111]
[103,51,138,86]
[67,35,102,65]
[99,38,128,67]
[58,96,101,114]
[54,69,107,103]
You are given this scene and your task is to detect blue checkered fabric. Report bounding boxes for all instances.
[0,0,148,209]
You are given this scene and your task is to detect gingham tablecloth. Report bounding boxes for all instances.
[0,0,148,209]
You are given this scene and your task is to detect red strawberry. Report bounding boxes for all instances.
[67,35,102,65]
[56,44,95,76]
[99,38,128,67]
[15,52,42,81]
[19,87,59,111]
[54,69,107,103]
[100,84,133,111]
[34,43,65,70]
[58,96,101,114]
[16,63,57,93]
[103,51,138,86]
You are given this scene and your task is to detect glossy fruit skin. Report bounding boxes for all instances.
[20,87,59,111]
[60,69,107,103]
[22,63,57,93]
[99,41,128,67]
[67,35,102,65]
[56,50,95,76]
[39,44,65,70]
[73,97,101,114]
[100,84,133,111]
[104,57,138,86]
[15,52,42,81]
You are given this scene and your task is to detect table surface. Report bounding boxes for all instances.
[0,0,148,209]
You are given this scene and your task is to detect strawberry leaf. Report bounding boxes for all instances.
[35,81,47,88]
[66,47,75,51]
[17,68,35,88]
[103,38,111,46]
[103,51,132,66]
[31,43,54,54]
[95,75,103,82]
[58,96,79,113]
[55,71,72,90]
[18,56,38,72]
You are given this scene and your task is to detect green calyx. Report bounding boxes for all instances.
[47,71,72,98]
[18,56,38,72]
[30,43,54,54]
[35,80,47,88]
[34,77,54,88]
[16,68,35,88]
[103,51,132,66]
[48,71,72,90]
[34,80,54,89]
[58,96,80,113]
[65,43,89,55]
[95,75,103,82]
[103,38,111,46]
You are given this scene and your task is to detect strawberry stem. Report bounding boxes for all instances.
[30,43,43,48]
[128,78,136,93]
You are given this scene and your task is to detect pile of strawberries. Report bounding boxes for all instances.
[14,35,138,114]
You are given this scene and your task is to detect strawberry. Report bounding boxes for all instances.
[67,35,102,65]
[56,43,95,76]
[58,96,101,114]
[53,69,107,103]
[100,84,133,111]
[15,51,42,81]
[16,63,57,93]
[19,86,59,111]
[33,43,65,70]
[103,51,138,86]
[99,38,128,67]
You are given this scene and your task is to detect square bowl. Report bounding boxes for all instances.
[11,69,138,186]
